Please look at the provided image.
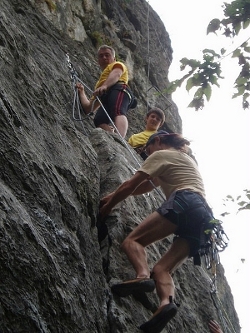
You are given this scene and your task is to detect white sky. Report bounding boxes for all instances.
[148,1,250,332]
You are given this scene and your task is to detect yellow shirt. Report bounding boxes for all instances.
[139,148,206,199]
[128,130,157,148]
[95,61,128,89]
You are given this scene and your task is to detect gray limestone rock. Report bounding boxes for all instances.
[0,0,240,332]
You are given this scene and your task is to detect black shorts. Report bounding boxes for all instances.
[94,83,131,126]
[157,190,214,258]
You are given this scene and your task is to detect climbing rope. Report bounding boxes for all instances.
[66,53,98,119]
[199,264,237,333]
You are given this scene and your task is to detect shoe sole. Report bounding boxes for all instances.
[111,279,155,297]
[139,303,177,333]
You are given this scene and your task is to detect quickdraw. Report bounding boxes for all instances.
[201,219,229,293]
[66,53,95,127]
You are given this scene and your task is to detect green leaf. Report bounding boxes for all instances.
[203,84,212,101]
[235,76,248,85]
[221,212,230,217]
[221,48,226,55]
[194,88,203,99]
[232,92,240,98]
[243,19,250,29]
[186,77,195,91]
[207,18,221,34]
[210,75,220,87]
[237,85,246,95]
[203,48,220,57]
[238,200,247,207]
[232,48,241,57]
[235,22,241,35]
[239,203,250,210]
[165,81,179,94]
[188,97,204,110]
[243,46,250,53]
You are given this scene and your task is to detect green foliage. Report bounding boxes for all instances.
[165,50,223,111]
[207,0,250,37]
[168,0,250,110]
[223,189,250,214]
[231,41,250,108]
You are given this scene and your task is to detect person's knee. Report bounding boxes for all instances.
[121,237,129,253]
[151,263,166,278]
[151,264,174,287]
[114,115,128,137]
[121,236,137,253]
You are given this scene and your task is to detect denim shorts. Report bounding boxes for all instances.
[157,190,214,258]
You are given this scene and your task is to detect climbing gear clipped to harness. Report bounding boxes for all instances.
[202,219,228,264]
[193,218,228,266]
[201,219,228,269]
[199,219,229,294]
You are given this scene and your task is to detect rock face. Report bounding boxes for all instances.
[0,0,240,332]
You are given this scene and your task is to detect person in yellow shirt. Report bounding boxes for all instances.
[76,45,136,137]
[128,108,165,159]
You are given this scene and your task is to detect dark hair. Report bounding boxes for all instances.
[146,108,165,126]
[146,130,190,151]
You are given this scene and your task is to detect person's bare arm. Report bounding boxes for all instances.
[131,177,159,195]
[76,64,123,112]
[100,177,158,209]
[100,171,148,218]
[76,82,100,114]
[93,66,123,96]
